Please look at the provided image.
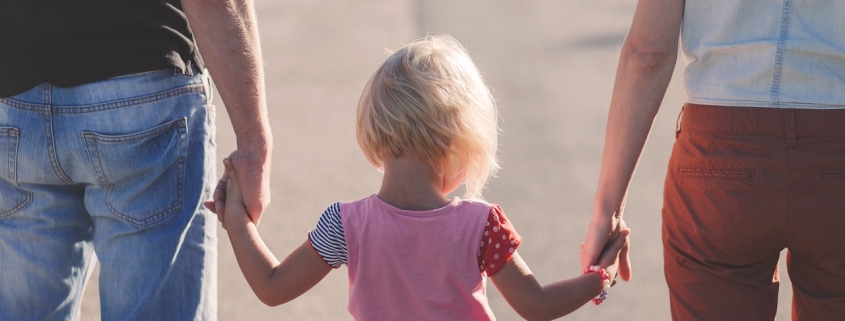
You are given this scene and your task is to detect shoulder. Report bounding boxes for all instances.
[453,198,495,216]
[456,197,492,207]
[454,198,511,219]
[335,194,381,218]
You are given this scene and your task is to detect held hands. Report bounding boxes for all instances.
[204,149,270,225]
[204,157,252,230]
[581,215,631,282]
[587,227,630,285]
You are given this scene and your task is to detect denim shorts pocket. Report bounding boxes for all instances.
[0,126,32,219]
[83,118,188,227]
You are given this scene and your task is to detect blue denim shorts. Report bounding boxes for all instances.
[0,68,217,320]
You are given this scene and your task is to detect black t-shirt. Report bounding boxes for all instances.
[0,0,204,97]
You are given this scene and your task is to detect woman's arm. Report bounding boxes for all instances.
[580,0,686,281]
[492,230,629,321]
[222,159,332,306]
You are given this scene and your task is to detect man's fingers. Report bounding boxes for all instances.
[204,200,217,214]
[211,170,229,210]
[223,158,236,178]
[229,154,267,225]
[215,169,230,189]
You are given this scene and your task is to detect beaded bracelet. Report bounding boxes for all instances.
[583,265,611,305]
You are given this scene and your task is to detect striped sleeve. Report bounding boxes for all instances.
[308,202,347,268]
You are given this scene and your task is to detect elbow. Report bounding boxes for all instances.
[516,313,544,321]
[620,39,677,72]
[254,288,290,307]
[257,294,279,307]
[256,294,287,307]
[512,303,558,321]
[260,299,283,308]
[255,290,278,307]
[513,309,539,321]
[517,312,556,321]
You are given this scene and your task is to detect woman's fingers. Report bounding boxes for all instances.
[618,239,632,281]
[598,229,630,266]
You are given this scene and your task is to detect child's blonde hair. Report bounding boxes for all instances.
[356,35,499,199]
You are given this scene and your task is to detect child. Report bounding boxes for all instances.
[212,35,629,321]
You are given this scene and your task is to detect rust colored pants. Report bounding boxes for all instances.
[663,104,845,320]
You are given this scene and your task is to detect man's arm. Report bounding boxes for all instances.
[182,0,273,224]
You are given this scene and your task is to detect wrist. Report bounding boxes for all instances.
[592,198,623,220]
[225,216,254,235]
[235,141,272,163]
[583,265,612,305]
[235,129,273,157]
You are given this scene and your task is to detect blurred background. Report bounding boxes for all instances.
[81,0,795,319]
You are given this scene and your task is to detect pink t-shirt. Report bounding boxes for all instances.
[308,195,522,320]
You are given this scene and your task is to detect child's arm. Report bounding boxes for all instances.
[491,229,629,321]
[222,159,332,306]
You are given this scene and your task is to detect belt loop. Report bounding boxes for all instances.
[173,61,194,76]
[785,109,797,148]
[675,105,685,138]
[185,60,194,76]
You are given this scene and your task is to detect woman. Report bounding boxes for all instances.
[581,0,845,319]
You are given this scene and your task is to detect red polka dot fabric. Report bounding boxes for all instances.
[477,205,522,276]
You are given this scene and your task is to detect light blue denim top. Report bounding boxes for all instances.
[681,0,845,109]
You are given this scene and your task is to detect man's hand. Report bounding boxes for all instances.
[205,150,270,225]
[228,149,270,224]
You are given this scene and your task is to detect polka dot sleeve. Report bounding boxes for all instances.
[478,205,522,276]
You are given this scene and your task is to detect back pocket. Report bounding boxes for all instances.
[83,118,188,227]
[821,168,845,180]
[677,167,754,180]
[0,126,31,218]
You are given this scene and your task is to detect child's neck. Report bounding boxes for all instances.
[378,156,452,211]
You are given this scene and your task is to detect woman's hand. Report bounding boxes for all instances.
[581,216,631,281]
[593,222,630,284]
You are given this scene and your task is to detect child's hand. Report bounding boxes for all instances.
[203,168,230,223]
[220,158,252,230]
[204,151,240,224]
[590,226,630,286]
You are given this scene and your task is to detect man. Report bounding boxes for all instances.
[0,0,271,319]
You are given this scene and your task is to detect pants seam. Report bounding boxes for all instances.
[43,85,74,185]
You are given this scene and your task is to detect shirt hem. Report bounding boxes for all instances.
[686,98,845,110]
